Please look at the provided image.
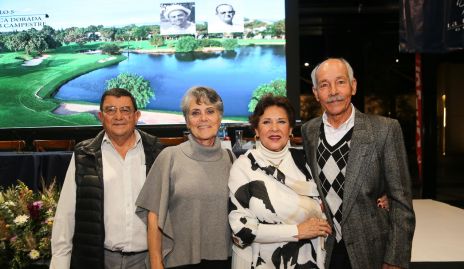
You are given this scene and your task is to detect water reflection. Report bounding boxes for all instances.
[174,52,222,61]
[221,50,237,59]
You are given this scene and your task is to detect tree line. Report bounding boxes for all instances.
[0,19,285,56]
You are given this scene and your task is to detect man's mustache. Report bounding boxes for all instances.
[326,95,345,103]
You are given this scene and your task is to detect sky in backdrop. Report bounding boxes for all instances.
[0,0,285,31]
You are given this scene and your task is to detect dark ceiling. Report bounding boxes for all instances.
[298,0,399,36]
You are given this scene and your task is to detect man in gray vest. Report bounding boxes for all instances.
[302,58,415,269]
[51,88,163,269]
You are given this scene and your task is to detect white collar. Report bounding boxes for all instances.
[322,103,355,130]
[102,130,141,147]
[255,140,290,162]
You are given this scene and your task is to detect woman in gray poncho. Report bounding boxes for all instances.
[136,86,232,269]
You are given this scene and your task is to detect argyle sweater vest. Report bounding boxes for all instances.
[317,124,353,242]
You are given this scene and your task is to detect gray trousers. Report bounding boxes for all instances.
[104,249,150,269]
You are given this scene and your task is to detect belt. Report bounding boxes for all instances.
[104,248,148,256]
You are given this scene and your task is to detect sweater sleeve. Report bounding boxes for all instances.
[228,156,298,248]
[135,147,174,258]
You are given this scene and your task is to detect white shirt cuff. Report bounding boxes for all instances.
[50,255,71,269]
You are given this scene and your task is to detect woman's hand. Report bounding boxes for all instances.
[377,194,389,211]
[382,263,402,269]
[295,218,332,240]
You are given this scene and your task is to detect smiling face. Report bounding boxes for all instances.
[313,59,357,124]
[255,105,293,152]
[186,98,222,146]
[168,10,188,27]
[98,96,140,142]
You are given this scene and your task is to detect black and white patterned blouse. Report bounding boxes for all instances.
[228,142,326,269]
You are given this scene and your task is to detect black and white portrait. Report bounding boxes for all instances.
[160,2,196,35]
[208,2,244,33]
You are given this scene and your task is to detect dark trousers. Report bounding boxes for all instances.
[169,258,231,269]
[329,240,352,269]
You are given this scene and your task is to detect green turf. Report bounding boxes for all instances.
[0,44,126,127]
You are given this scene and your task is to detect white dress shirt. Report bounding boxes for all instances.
[322,104,355,146]
[50,131,147,268]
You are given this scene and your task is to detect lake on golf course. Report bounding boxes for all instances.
[54,45,286,117]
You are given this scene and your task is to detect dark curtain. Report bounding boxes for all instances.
[399,0,464,52]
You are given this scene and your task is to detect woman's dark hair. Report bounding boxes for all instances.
[100,88,138,111]
[249,94,295,129]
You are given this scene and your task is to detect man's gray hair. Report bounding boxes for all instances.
[310,58,355,88]
[181,86,224,119]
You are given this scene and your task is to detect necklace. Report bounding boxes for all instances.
[267,159,283,169]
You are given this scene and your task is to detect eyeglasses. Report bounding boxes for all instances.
[220,11,235,15]
[103,106,134,116]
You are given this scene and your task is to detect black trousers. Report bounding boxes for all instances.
[329,240,352,269]
[169,258,231,269]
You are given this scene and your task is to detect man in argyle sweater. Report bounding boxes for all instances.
[302,58,415,269]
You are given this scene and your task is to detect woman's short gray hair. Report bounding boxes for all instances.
[310,58,355,88]
[181,86,224,118]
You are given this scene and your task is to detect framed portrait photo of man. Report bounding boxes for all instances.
[208,1,244,33]
[160,2,196,35]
